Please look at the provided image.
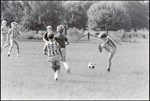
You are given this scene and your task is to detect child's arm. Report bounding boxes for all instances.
[16,29,22,42]
[65,37,69,45]
[43,33,48,42]
[65,40,69,45]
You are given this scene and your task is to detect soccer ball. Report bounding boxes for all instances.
[88,62,95,69]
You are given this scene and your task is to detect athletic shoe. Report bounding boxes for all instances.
[107,68,110,71]
[43,52,47,55]
[7,53,10,57]
[98,44,102,52]
[67,68,71,74]
[17,54,20,57]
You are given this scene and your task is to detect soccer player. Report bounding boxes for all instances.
[1,20,8,53]
[98,32,121,71]
[46,33,63,81]
[6,22,21,57]
[43,26,53,55]
[54,25,71,74]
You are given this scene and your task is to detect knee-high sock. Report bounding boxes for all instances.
[63,62,69,70]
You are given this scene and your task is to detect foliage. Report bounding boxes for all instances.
[1,1,149,34]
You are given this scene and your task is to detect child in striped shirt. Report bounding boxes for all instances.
[6,22,20,57]
[46,33,63,81]
[98,32,121,71]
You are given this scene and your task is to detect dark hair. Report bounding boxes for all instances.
[100,33,108,38]
[47,33,54,39]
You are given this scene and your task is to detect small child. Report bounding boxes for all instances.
[54,25,71,74]
[46,33,63,81]
[43,26,53,55]
[1,20,8,52]
[6,22,20,57]
[98,32,121,71]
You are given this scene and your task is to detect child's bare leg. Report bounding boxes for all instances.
[14,40,20,57]
[1,35,4,53]
[107,53,114,71]
[54,65,60,81]
[3,42,10,48]
[7,39,14,56]
[43,43,47,55]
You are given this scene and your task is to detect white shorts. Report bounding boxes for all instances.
[101,43,116,55]
[48,55,60,67]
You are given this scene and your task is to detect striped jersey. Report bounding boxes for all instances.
[105,36,116,49]
[47,40,61,57]
[8,28,20,39]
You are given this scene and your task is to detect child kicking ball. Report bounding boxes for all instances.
[98,32,121,71]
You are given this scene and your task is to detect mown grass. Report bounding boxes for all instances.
[1,38,149,100]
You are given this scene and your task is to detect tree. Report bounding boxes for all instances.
[20,1,65,32]
[87,1,128,32]
[1,1,25,27]
[124,1,149,31]
[62,1,88,30]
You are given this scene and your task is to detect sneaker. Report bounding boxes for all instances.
[98,44,102,52]
[43,52,47,55]
[7,53,10,57]
[67,68,71,74]
[17,54,20,57]
[107,68,110,72]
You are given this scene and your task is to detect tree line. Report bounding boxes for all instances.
[1,1,149,33]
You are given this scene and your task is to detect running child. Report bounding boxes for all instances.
[6,22,21,57]
[46,33,63,81]
[1,20,8,52]
[54,25,71,74]
[98,32,121,71]
[43,25,53,55]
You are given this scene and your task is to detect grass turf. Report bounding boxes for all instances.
[1,39,149,100]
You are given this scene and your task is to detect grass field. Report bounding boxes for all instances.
[1,39,149,100]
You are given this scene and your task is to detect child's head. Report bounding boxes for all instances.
[98,32,108,39]
[11,22,17,28]
[47,25,52,32]
[47,33,54,40]
[57,25,64,34]
[2,20,7,26]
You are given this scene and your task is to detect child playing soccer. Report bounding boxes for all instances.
[6,22,21,57]
[98,32,121,71]
[46,33,63,81]
[54,25,71,74]
[43,25,53,55]
[1,20,8,52]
